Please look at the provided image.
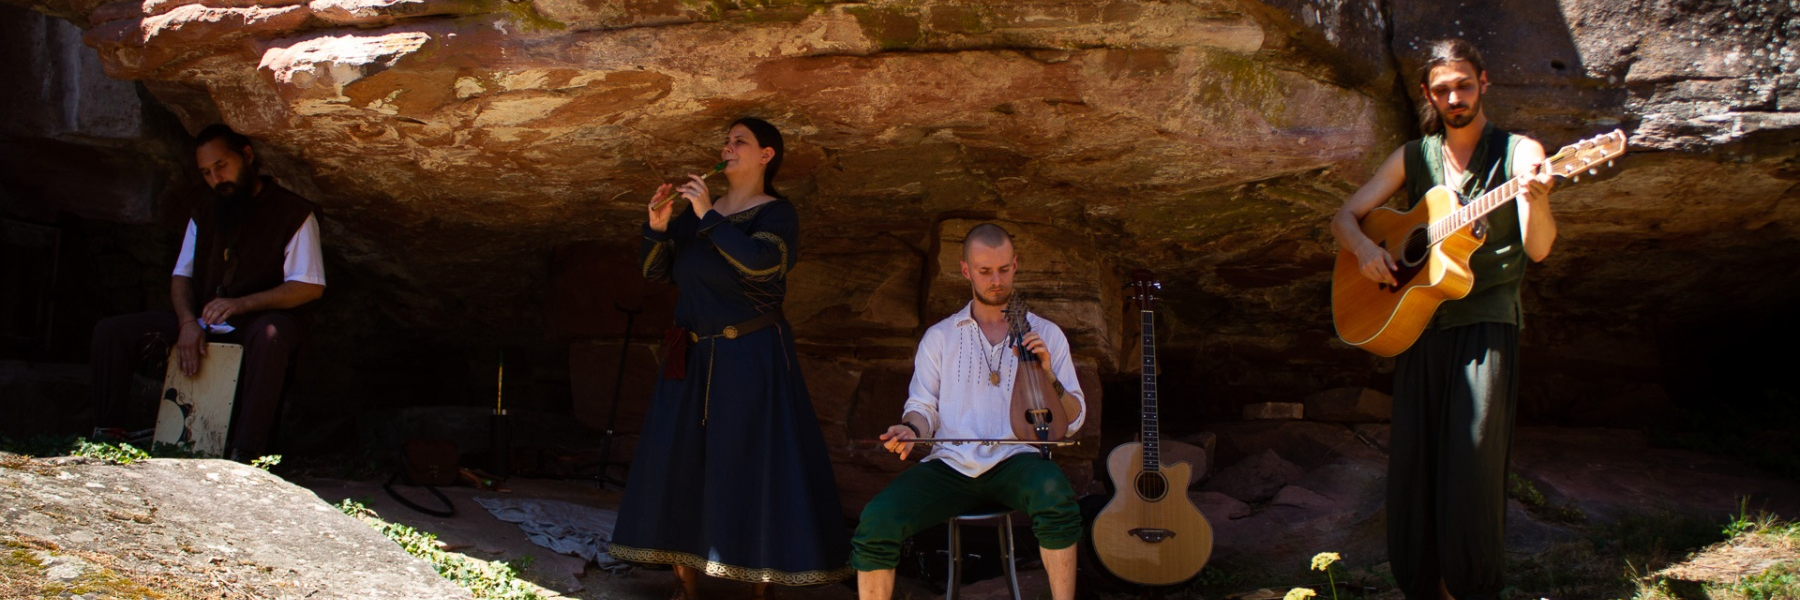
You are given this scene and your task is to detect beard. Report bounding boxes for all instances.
[212,163,259,231]
[1440,98,1482,129]
[973,284,1012,307]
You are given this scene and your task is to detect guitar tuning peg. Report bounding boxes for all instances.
[1573,175,1581,183]
[1607,160,1614,168]
[1588,168,1598,176]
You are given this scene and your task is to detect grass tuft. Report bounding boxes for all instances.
[1628,505,1800,600]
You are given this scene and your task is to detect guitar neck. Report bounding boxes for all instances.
[1430,143,1600,245]
[1428,171,1532,245]
[1139,309,1160,473]
[1422,129,1625,246]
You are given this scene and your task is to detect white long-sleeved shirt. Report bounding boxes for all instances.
[903,301,1087,478]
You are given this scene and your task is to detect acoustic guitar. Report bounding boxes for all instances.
[1092,271,1212,585]
[1332,130,1627,356]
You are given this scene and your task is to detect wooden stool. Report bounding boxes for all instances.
[153,342,244,456]
[946,507,1023,600]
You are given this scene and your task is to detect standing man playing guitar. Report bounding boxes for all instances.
[852,223,1086,600]
[1330,39,1556,600]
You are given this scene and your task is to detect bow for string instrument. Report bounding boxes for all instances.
[1005,292,1070,445]
[856,292,1076,455]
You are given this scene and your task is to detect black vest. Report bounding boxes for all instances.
[189,177,318,327]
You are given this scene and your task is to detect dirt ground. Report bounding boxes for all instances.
[295,472,921,600]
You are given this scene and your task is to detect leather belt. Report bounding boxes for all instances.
[689,309,783,342]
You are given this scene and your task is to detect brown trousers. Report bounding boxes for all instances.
[90,310,303,459]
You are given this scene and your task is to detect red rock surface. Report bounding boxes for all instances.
[0,0,1795,542]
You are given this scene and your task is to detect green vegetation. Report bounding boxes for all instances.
[71,439,151,465]
[250,454,283,471]
[1,434,260,465]
[1248,504,1797,600]
[1506,471,1587,525]
[1507,506,1729,599]
[1734,561,1800,600]
[1274,552,1389,600]
[1,540,48,598]
[1291,552,1343,600]
[2,537,169,598]
[1632,507,1800,600]
[334,499,549,600]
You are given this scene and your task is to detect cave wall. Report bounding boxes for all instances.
[0,0,1794,465]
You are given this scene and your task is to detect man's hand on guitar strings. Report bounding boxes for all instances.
[1521,160,1554,205]
[1355,242,1399,287]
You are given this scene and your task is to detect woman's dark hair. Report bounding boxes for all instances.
[1415,38,1486,136]
[731,117,785,199]
[195,123,254,157]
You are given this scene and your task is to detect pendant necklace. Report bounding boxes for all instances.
[977,327,1002,386]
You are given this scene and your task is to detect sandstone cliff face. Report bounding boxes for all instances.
[0,1,1794,448]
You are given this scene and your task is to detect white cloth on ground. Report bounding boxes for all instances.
[473,496,625,569]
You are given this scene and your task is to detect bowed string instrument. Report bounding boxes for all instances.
[856,290,1065,454]
[864,291,1077,454]
[1005,291,1071,447]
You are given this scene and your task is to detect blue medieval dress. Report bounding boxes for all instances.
[609,199,852,584]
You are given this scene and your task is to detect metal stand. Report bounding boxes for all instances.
[490,350,510,478]
[489,408,509,477]
[591,303,639,489]
[946,508,1022,600]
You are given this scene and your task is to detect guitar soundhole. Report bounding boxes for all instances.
[1134,471,1169,502]
[1400,226,1429,268]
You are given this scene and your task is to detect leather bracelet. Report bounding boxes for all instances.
[901,422,920,437]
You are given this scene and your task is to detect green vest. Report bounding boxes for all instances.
[1402,124,1526,329]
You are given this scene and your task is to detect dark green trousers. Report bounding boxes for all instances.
[1388,322,1519,600]
[850,454,1081,572]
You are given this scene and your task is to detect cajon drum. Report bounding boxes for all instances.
[154,342,244,457]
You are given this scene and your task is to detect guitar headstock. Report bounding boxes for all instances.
[1130,269,1161,311]
[1545,129,1627,183]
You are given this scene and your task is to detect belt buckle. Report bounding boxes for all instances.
[722,326,739,339]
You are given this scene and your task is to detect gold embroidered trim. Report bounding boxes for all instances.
[608,544,853,585]
[643,240,670,278]
[725,202,769,223]
[718,231,787,278]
